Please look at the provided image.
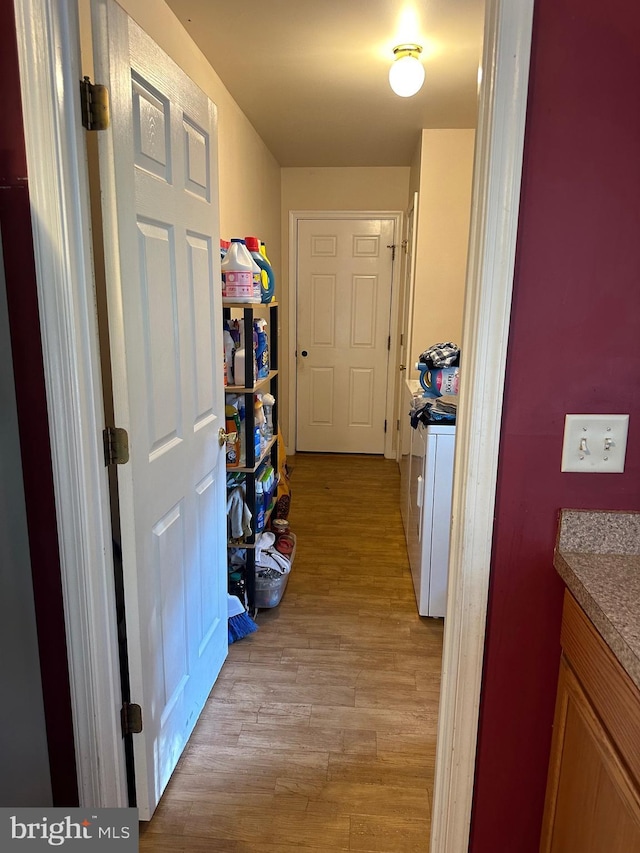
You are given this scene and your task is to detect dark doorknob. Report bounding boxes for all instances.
[301,350,308,357]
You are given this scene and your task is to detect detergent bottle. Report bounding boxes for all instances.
[249,252,262,302]
[224,403,241,467]
[416,363,460,397]
[254,318,269,379]
[221,239,260,303]
[245,236,276,303]
[259,240,276,302]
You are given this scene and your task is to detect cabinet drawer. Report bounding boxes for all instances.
[561,591,640,784]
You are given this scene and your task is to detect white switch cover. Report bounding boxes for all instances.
[561,414,629,473]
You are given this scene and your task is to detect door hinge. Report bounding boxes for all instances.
[386,243,396,261]
[121,702,143,736]
[384,419,387,433]
[80,76,110,131]
[397,419,400,431]
[400,332,404,347]
[103,426,129,466]
[387,335,391,351]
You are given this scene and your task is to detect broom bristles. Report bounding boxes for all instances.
[228,610,258,644]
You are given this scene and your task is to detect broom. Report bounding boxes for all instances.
[227,593,258,643]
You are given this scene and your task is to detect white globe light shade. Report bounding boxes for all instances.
[389,54,425,97]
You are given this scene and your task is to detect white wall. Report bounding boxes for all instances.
[280,166,410,448]
[408,130,475,377]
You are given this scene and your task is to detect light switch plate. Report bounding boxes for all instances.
[561,414,629,473]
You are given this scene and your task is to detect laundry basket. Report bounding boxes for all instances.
[254,534,296,609]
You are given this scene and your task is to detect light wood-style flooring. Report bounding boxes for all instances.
[140,453,443,852]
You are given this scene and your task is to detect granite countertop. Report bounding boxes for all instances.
[555,509,640,690]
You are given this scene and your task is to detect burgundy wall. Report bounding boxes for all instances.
[1,4,78,806]
[469,1,640,849]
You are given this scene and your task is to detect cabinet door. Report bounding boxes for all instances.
[422,430,455,617]
[540,657,640,852]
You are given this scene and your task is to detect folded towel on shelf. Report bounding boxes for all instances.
[227,486,252,540]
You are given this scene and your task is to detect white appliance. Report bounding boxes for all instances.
[401,382,455,617]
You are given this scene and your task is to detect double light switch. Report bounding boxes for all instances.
[561,414,630,473]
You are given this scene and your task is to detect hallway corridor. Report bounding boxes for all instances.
[140,453,443,852]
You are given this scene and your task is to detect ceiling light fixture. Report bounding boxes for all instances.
[389,44,425,98]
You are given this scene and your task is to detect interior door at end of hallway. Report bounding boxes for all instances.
[92,0,228,819]
[296,218,395,454]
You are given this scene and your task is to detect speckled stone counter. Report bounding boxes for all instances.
[555,509,640,690]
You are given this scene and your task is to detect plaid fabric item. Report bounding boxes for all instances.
[418,342,460,368]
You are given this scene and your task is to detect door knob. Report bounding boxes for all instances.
[399,364,407,371]
[300,350,308,357]
[218,427,238,447]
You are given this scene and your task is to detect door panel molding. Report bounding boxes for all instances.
[92,0,227,818]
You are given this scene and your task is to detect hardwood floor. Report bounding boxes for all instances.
[140,453,443,852]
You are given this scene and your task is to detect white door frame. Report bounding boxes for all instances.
[13,0,127,807]
[15,0,534,847]
[431,1,534,848]
[394,191,419,464]
[288,210,403,460]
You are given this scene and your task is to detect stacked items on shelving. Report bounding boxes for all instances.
[221,235,281,613]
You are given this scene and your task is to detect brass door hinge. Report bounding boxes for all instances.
[121,702,143,736]
[80,76,110,131]
[103,426,129,466]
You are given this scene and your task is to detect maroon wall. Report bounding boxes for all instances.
[1,4,78,805]
[470,1,640,849]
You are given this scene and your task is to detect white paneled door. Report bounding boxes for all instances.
[92,0,227,819]
[296,218,395,453]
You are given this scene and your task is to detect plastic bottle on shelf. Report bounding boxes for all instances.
[233,347,256,388]
[250,253,262,302]
[224,404,241,467]
[221,239,260,303]
[261,393,275,441]
[238,396,247,466]
[254,318,269,379]
[223,326,236,385]
[255,478,265,532]
[245,236,275,303]
[219,239,229,289]
[254,397,266,456]
[260,241,275,301]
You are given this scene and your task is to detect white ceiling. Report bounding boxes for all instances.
[164,0,485,167]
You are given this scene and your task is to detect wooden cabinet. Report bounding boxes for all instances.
[540,591,640,852]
